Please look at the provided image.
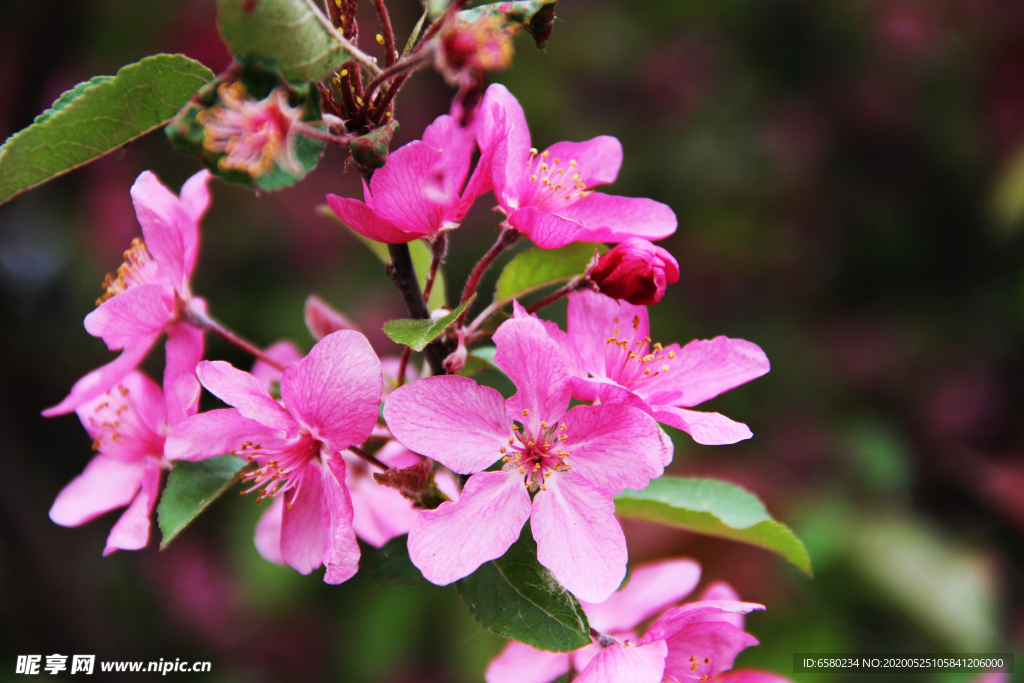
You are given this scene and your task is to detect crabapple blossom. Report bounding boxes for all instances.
[590,237,681,305]
[472,84,677,248]
[165,331,382,583]
[384,314,671,602]
[44,169,212,418]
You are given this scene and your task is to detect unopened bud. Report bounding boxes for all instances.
[589,238,680,305]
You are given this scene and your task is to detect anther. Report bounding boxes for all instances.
[668,351,676,359]
[376,34,385,44]
[541,421,548,430]
[522,409,529,416]
[559,423,567,430]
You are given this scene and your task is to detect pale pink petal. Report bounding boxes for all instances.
[349,475,418,548]
[251,340,303,391]
[408,471,531,586]
[486,641,570,683]
[532,473,627,603]
[714,670,796,683]
[566,290,649,379]
[49,455,147,526]
[43,338,158,416]
[582,558,702,633]
[103,460,161,555]
[698,582,745,629]
[544,137,623,187]
[652,338,770,408]
[163,321,204,428]
[493,316,572,436]
[304,294,361,341]
[384,375,511,475]
[84,284,172,350]
[326,193,424,244]
[72,370,166,448]
[561,193,677,243]
[130,171,192,292]
[280,460,327,575]
[507,207,588,249]
[280,330,382,453]
[574,642,667,683]
[196,360,296,433]
[254,497,285,565]
[571,642,604,673]
[365,142,447,233]
[321,456,361,584]
[177,169,212,277]
[374,440,422,469]
[560,403,664,495]
[650,407,753,445]
[164,409,288,461]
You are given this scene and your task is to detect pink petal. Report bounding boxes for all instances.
[582,558,702,633]
[280,330,382,453]
[532,473,627,603]
[650,407,753,445]
[196,360,297,434]
[656,338,769,408]
[280,460,327,575]
[561,403,665,495]
[130,171,193,292]
[326,193,424,244]
[574,642,667,683]
[346,454,417,547]
[698,582,745,629]
[408,471,531,586]
[251,340,303,391]
[84,283,172,350]
[507,207,588,249]
[103,460,162,555]
[177,169,212,277]
[544,137,623,188]
[43,337,158,416]
[163,321,204,428]
[566,290,649,380]
[421,114,474,209]
[365,142,447,233]
[321,455,361,584]
[164,409,288,461]
[375,440,422,469]
[49,455,147,526]
[73,371,166,454]
[560,193,677,243]
[384,375,512,475]
[254,497,285,565]
[485,641,571,683]
[476,84,532,207]
[493,316,572,436]
[714,670,796,683]
[304,294,361,341]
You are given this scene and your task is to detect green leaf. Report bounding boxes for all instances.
[456,524,591,652]
[494,243,606,307]
[157,455,248,549]
[217,0,353,83]
[615,477,813,576]
[991,143,1024,237]
[0,54,214,205]
[369,535,424,586]
[383,294,475,352]
[458,0,559,49]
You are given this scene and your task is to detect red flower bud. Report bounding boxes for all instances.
[589,238,680,305]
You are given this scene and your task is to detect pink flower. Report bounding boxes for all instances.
[326,113,480,244]
[165,331,383,583]
[589,238,681,305]
[44,170,212,418]
[540,290,769,445]
[383,314,671,602]
[434,13,515,85]
[200,84,305,176]
[473,84,677,248]
[486,559,764,683]
[49,366,201,555]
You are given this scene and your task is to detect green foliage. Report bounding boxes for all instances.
[991,143,1024,236]
[216,0,353,83]
[493,242,605,307]
[615,477,812,576]
[383,294,475,351]
[459,0,560,49]
[456,524,591,652]
[369,535,424,586]
[157,455,248,549]
[0,54,213,205]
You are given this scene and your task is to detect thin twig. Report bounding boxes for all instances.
[455,226,520,329]
[525,276,585,315]
[293,121,356,146]
[396,346,413,388]
[301,0,381,76]
[184,309,286,372]
[386,243,448,375]
[348,445,389,471]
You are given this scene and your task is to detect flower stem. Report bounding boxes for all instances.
[371,0,397,68]
[184,309,286,372]
[385,243,448,375]
[293,122,355,146]
[525,276,588,315]
[348,445,389,471]
[456,226,520,328]
[396,346,413,388]
[301,0,381,76]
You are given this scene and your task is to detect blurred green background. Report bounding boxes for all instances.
[1,0,1024,681]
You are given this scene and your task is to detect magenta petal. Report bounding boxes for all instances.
[280,461,327,575]
[485,641,571,683]
[582,558,702,633]
[493,316,572,436]
[49,455,147,526]
[196,360,297,433]
[421,114,474,209]
[715,670,797,683]
[698,582,746,629]
[84,284,172,350]
[177,169,212,277]
[103,460,161,555]
[408,471,531,586]
[43,337,158,416]
[321,456,360,584]
[130,171,192,292]
[544,137,623,187]
[280,330,382,454]
[72,371,167,453]
[560,193,677,243]
[574,642,667,683]
[477,84,532,206]
[561,403,665,494]
[566,290,650,379]
[347,455,417,548]
[651,407,753,445]
[163,321,204,428]
[254,497,285,565]
[251,340,303,391]
[365,141,447,232]
[532,473,627,603]
[660,337,770,408]
[326,193,423,244]
[508,207,588,249]
[304,295,361,341]
[384,375,511,475]
[164,409,287,461]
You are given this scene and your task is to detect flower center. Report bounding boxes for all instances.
[236,433,320,507]
[520,148,592,212]
[97,237,159,305]
[501,414,572,492]
[603,314,675,388]
[200,83,295,176]
[85,382,165,458]
[688,654,713,682]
